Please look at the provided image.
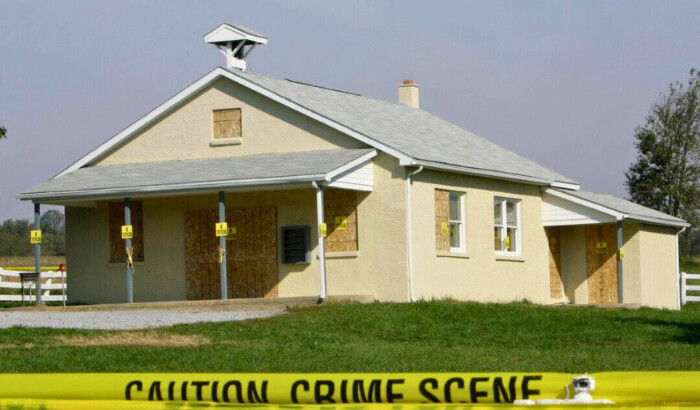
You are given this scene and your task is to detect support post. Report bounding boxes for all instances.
[219,191,227,299]
[617,220,623,304]
[314,183,327,302]
[34,203,42,306]
[125,197,133,303]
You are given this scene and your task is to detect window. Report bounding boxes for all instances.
[281,226,311,264]
[494,198,520,255]
[448,192,464,252]
[108,201,144,263]
[435,189,465,253]
[212,108,242,139]
[324,189,358,253]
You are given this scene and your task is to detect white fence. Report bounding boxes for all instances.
[0,268,66,303]
[680,272,700,306]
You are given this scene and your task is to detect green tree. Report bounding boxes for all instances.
[625,69,700,227]
[0,126,6,139]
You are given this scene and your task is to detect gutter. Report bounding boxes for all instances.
[405,165,423,302]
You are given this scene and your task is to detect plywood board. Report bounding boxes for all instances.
[108,201,144,263]
[435,189,450,252]
[586,224,618,303]
[184,206,277,300]
[546,227,564,299]
[325,189,359,252]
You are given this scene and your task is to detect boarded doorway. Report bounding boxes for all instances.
[546,227,564,299]
[184,207,278,300]
[585,224,618,303]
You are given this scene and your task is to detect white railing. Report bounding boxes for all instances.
[0,268,67,303]
[680,272,700,306]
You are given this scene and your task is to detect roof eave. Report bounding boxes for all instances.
[17,174,328,203]
[411,160,580,188]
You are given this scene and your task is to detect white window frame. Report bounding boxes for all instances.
[448,191,466,253]
[494,197,521,256]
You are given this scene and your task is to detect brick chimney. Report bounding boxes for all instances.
[398,79,419,108]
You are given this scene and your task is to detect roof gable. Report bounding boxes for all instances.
[55,67,578,189]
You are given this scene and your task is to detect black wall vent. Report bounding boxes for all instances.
[281,226,311,264]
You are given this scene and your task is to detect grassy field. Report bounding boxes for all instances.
[0,301,697,373]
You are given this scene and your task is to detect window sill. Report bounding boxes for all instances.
[495,255,525,262]
[210,137,242,147]
[322,251,359,259]
[437,252,469,259]
[107,262,145,269]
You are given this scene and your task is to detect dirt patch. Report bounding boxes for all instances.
[56,332,210,347]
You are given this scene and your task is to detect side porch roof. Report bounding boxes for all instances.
[18,149,376,203]
[543,188,689,228]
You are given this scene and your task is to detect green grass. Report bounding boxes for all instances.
[0,301,698,373]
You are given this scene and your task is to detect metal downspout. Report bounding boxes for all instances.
[312,182,327,302]
[406,166,424,302]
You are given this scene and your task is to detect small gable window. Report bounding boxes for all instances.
[212,108,242,141]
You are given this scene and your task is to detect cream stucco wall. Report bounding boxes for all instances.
[638,224,679,310]
[409,170,550,304]
[66,153,408,304]
[96,78,367,166]
[621,222,641,305]
[560,225,587,304]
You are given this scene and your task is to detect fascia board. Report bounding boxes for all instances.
[18,174,326,203]
[53,68,224,179]
[54,69,412,180]
[324,150,377,181]
[412,160,552,186]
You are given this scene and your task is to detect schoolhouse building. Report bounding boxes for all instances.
[19,24,688,309]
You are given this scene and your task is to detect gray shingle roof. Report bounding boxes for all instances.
[556,189,688,227]
[19,149,374,201]
[229,69,577,185]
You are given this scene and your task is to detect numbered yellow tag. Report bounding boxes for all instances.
[596,242,607,254]
[441,222,448,236]
[121,225,133,239]
[30,230,42,244]
[320,223,327,238]
[335,216,347,230]
[215,222,228,237]
[504,235,511,250]
[226,227,237,241]
[619,248,625,260]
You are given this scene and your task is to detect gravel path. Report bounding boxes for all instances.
[0,307,285,330]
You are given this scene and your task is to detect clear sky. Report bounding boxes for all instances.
[1,0,699,220]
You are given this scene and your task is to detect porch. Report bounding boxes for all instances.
[18,149,379,305]
[543,188,686,309]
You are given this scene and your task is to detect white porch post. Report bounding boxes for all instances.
[314,182,327,302]
[33,203,42,306]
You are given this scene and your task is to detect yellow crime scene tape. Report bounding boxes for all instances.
[0,372,698,409]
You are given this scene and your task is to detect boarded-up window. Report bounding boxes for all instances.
[324,189,358,252]
[213,108,242,139]
[435,189,450,252]
[108,201,145,263]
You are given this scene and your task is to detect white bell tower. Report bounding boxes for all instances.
[204,23,268,71]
